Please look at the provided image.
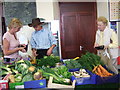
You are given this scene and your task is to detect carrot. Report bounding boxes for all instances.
[92,65,113,77]
[96,66,107,77]
[97,67,103,76]
[92,66,98,72]
[98,65,113,76]
[108,73,113,76]
[101,74,108,77]
[93,66,104,77]
[98,65,109,74]
[94,71,104,77]
[94,71,100,76]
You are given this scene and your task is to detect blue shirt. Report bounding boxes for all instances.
[30,28,57,49]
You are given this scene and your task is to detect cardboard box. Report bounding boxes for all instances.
[24,79,46,89]
[0,80,8,90]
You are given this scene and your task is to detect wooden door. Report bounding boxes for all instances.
[0,2,3,17]
[59,2,97,59]
[61,12,80,58]
[78,12,97,55]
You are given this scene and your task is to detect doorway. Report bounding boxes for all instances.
[59,2,97,59]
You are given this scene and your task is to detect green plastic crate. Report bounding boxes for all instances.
[9,82,24,90]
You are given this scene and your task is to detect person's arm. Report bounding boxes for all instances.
[30,33,36,49]
[47,44,56,56]
[3,38,24,55]
[94,31,100,48]
[109,31,118,48]
[49,44,56,50]
[30,34,37,57]
[103,30,118,49]
[48,30,57,46]
[47,30,57,55]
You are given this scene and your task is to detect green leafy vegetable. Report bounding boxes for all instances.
[15,73,22,82]
[64,59,82,69]
[78,52,104,71]
[36,55,61,67]
[40,65,72,84]
[22,73,33,82]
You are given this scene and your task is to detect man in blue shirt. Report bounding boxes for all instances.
[28,18,57,59]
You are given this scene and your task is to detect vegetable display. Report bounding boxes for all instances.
[33,71,43,80]
[64,59,82,69]
[73,69,90,78]
[92,65,113,77]
[0,60,42,83]
[28,66,36,72]
[78,52,104,71]
[36,55,61,67]
[22,73,33,82]
[14,73,22,82]
[78,52,113,77]
[0,51,117,88]
[40,65,72,84]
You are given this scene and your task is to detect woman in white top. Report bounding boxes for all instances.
[94,16,118,74]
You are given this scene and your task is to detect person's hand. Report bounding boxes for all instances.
[94,44,104,51]
[47,48,52,56]
[94,43,99,48]
[32,50,38,57]
[19,44,26,48]
[104,45,109,49]
[18,47,26,52]
[20,49,26,53]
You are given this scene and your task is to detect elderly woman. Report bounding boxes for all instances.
[94,16,118,74]
[2,18,26,63]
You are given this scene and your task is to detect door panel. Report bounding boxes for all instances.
[0,3,3,16]
[78,13,96,55]
[61,13,80,58]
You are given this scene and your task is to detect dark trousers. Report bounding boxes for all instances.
[36,49,48,59]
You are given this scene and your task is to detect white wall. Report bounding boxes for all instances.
[36,0,59,21]
[97,1,109,19]
[97,1,112,29]
[36,1,54,20]
[53,1,60,20]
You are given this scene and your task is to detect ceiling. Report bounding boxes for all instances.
[1,0,109,2]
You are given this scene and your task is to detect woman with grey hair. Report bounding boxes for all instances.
[94,16,118,74]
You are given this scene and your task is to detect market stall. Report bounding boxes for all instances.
[0,52,119,89]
